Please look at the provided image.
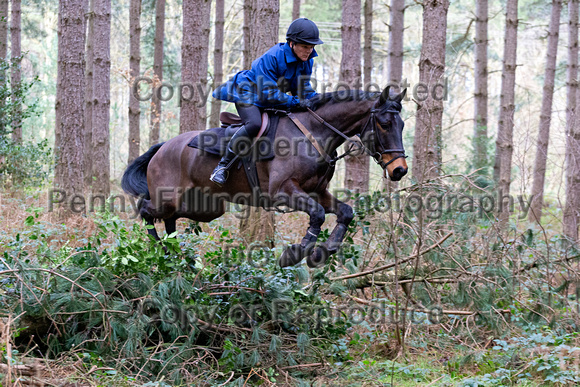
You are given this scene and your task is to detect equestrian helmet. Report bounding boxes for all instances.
[286,18,324,45]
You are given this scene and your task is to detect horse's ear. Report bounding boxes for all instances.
[379,85,391,105]
[393,88,407,104]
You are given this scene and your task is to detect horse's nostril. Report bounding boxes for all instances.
[391,166,407,181]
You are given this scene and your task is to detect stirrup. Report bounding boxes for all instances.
[210,166,229,186]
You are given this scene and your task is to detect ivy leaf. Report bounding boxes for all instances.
[24,216,35,226]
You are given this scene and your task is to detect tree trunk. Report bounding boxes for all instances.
[292,0,300,20]
[149,0,165,146]
[0,0,6,58]
[209,0,224,129]
[363,0,373,190]
[383,0,405,192]
[128,0,141,163]
[180,0,211,134]
[411,0,449,184]
[563,0,579,241]
[84,0,94,189]
[54,0,87,217]
[473,0,488,180]
[342,0,367,193]
[528,0,561,224]
[387,0,404,90]
[363,0,372,87]
[0,0,8,135]
[494,0,518,224]
[242,0,251,69]
[248,0,278,57]
[10,0,21,143]
[91,0,111,198]
[239,0,279,248]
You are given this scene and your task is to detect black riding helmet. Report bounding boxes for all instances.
[286,18,324,45]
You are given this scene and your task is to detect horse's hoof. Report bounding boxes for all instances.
[278,244,306,268]
[307,245,330,268]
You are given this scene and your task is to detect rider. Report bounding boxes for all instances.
[209,18,324,186]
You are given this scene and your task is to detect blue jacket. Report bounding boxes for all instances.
[212,43,318,108]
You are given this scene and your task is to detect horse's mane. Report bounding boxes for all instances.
[310,89,402,112]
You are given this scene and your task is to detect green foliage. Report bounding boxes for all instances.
[0,137,52,189]
[0,56,51,190]
[462,329,580,386]
[0,212,353,385]
[92,213,182,277]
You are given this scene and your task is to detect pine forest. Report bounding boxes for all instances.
[1,0,580,385]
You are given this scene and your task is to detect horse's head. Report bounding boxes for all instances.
[363,86,408,181]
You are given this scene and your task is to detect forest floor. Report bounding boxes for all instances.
[1,187,580,386]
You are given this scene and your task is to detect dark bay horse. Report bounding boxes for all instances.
[122,86,408,268]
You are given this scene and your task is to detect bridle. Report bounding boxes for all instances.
[306,103,406,169]
[360,105,407,169]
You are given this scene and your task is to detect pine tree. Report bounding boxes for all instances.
[528,0,562,223]
[128,0,141,163]
[243,0,251,69]
[494,0,518,225]
[473,0,488,180]
[238,0,279,247]
[411,0,449,183]
[387,0,404,90]
[342,0,367,193]
[54,0,87,217]
[563,0,580,241]
[91,0,111,197]
[10,0,22,143]
[383,0,405,192]
[149,0,165,146]
[363,0,372,90]
[292,0,300,20]
[84,0,94,188]
[0,0,8,135]
[209,0,224,129]
[180,0,211,134]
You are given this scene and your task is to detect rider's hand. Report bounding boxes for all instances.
[297,98,314,110]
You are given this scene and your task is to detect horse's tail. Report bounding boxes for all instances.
[121,143,165,200]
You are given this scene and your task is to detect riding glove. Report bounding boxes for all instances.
[297,98,314,110]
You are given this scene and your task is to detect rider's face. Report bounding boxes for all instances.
[291,42,315,62]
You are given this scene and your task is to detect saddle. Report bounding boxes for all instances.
[219,111,243,126]
[187,111,280,161]
[187,111,284,195]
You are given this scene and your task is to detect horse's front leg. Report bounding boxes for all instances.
[277,181,326,268]
[307,190,354,268]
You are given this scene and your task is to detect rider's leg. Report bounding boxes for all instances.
[210,103,262,186]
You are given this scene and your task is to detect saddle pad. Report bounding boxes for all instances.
[187,114,279,161]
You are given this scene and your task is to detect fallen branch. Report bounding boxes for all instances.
[330,232,453,281]
[349,295,476,316]
[280,362,323,370]
[0,363,38,377]
[351,276,465,289]
[516,254,580,274]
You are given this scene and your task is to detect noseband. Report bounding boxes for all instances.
[360,107,407,169]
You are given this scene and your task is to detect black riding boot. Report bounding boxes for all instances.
[210,126,251,186]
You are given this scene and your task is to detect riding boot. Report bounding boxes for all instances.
[210,126,251,186]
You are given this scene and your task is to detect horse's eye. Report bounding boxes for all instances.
[378,120,390,129]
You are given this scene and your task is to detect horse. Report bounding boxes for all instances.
[121,85,408,268]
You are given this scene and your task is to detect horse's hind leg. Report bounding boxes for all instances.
[164,215,178,236]
[141,185,182,238]
[139,198,161,239]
